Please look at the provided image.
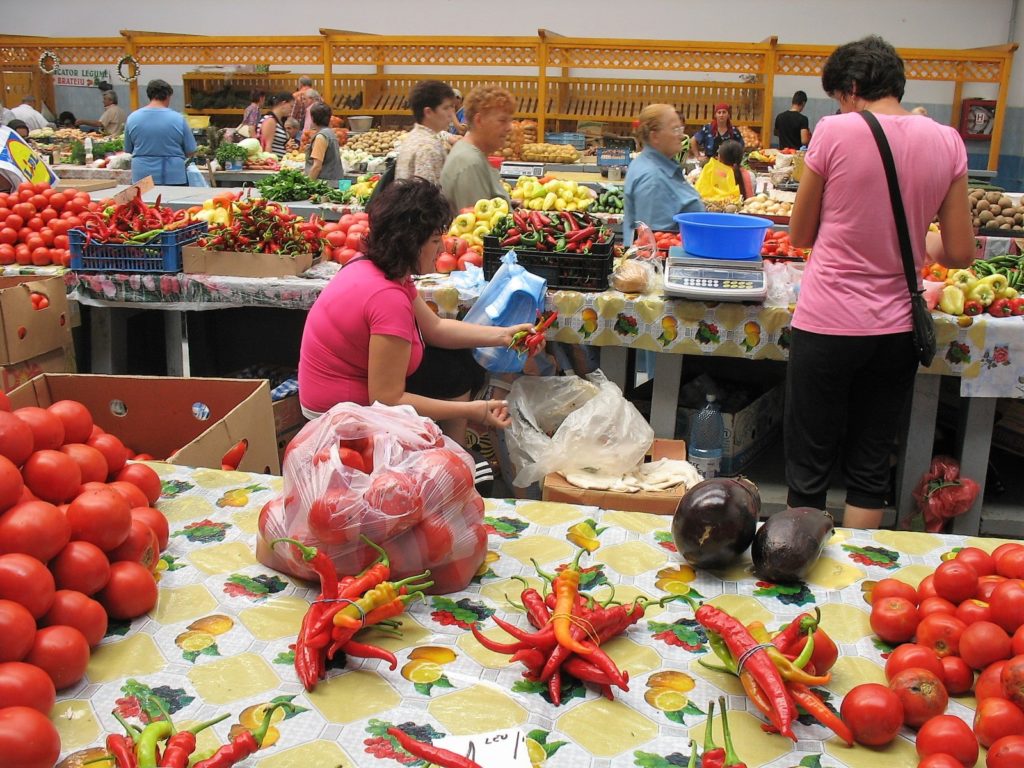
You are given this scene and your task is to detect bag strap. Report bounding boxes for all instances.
[859,110,919,298]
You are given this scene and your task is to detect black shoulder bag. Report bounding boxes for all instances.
[860,110,936,367]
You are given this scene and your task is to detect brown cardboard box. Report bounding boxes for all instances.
[182,247,315,278]
[1,345,76,393]
[6,374,280,474]
[0,276,73,365]
[272,394,306,436]
[542,439,688,515]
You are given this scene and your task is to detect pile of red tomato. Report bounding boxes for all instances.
[0,182,100,267]
[653,231,681,255]
[761,229,809,259]
[839,545,1024,767]
[0,391,170,768]
[322,211,369,264]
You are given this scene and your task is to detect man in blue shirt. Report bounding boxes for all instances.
[124,79,196,185]
[623,104,704,246]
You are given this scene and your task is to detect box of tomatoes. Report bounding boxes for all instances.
[5,373,280,474]
[0,275,72,365]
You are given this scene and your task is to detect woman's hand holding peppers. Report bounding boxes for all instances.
[506,311,557,356]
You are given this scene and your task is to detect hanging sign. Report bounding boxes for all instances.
[0,127,59,188]
[53,67,112,87]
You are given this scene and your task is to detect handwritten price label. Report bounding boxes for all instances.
[433,728,532,768]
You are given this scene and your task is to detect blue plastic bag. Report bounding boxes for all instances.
[463,251,547,373]
[186,163,210,187]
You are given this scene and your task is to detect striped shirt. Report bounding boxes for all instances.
[258,114,289,156]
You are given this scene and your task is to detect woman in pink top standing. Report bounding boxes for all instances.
[298,178,535,445]
[786,36,975,529]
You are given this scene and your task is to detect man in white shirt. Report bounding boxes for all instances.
[11,96,49,131]
[76,91,127,135]
[1,105,15,127]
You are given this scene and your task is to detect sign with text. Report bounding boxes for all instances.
[53,67,112,88]
[432,728,532,768]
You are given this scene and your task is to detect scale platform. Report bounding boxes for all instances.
[663,246,767,302]
[499,161,546,179]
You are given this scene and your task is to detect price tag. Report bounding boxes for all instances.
[111,176,154,206]
[432,728,532,768]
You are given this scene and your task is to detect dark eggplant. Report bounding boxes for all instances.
[751,507,834,583]
[671,477,760,569]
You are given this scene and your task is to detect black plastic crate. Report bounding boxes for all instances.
[483,237,613,292]
[69,222,207,273]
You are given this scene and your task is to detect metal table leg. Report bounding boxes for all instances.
[600,346,629,392]
[895,373,941,527]
[163,310,190,377]
[952,395,997,536]
[90,306,128,374]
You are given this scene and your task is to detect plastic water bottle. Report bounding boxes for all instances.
[689,394,724,479]
[84,136,94,164]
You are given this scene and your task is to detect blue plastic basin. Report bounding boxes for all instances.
[673,212,772,260]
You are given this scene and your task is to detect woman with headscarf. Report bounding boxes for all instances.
[692,103,744,160]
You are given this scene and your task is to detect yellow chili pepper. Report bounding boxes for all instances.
[748,621,831,687]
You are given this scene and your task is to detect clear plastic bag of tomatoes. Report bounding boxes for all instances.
[911,455,981,532]
[255,402,488,594]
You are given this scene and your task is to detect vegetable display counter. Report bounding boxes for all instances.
[54,462,1006,768]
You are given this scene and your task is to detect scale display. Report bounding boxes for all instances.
[663,247,767,302]
[500,162,545,179]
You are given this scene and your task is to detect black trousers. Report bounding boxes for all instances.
[406,346,485,400]
[784,328,918,510]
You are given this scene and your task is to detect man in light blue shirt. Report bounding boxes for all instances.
[623,104,704,246]
[124,79,196,185]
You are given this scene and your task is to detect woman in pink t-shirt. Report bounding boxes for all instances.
[786,36,975,529]
[298,178,535,444]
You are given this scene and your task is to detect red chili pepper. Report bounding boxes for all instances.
[387,727,483,768]
[337,639,398,669]
[701,698,726,768]
[191,704,282,768]
[786,682,854,746]
[106,733,139,768]
[567,226,597,243]
[771,609,819,654]
[470,625,533,654]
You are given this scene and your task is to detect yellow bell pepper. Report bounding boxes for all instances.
[947,269,977,289]
[490,198,510,216]
[1001,287,1019,300]
[939,285,965,315]
[543,192,558,210]
[967,281,996,307]
[979,273,1009,295]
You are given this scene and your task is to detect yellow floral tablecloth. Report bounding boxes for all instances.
[55,464,1008,768]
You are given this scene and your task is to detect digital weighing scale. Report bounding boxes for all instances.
[499,161,546,180]
[663,246,767,302]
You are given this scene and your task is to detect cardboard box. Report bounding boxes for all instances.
[6,374,280,474]
[542,439,688,515]
[675,380,784,476]
[272,394,306,436]
[1,345,76,393]
[182,247,315,278]
[0,276,73,365]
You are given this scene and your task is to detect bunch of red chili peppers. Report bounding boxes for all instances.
[271,536,432,692]
[691,601,853,746]
[197,199,325,255]
[98,701,280,768]
[508,310,557,355]
[472,550,674,705]
[495,211,611,254]
[77,189,191,245]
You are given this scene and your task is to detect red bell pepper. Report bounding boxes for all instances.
[988,297,1014,317]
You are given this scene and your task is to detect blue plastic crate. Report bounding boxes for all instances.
[596,147,632,166]
[69,222,207,273]
[545,132,586,150]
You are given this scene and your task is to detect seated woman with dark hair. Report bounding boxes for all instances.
[298,178,536,444]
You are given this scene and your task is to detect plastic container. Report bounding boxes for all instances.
[347,116,373,132]
[69,222,207,273]
[487,155,504,170]
[545,132,586,150]
[483,237,614,292]
[674,212,772,260]
[688,394,724,479]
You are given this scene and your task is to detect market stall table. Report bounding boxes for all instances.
[54,462,1006,768]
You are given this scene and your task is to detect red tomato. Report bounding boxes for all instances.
[458,252,484,270]
[47,400,93,444]
[918,574,939,600]
[434,253,458,273]
[87,433,128,475]
[29,247,51,267]
[325,230,345,248]
[40,590,107,647]
[307,487,362,545]
[0,705,61,768]
[839,683,904,746]
[960,620,1013,670]
[974,696,1024,748]
[0,661,55,713]
[885,643,944,682]
[889,666,948,728]
[66,487,131,552]
[98,561,158,620]
[0,500,69,562]
[993,543,1024,571]
[11,203,33,220]
[27,195,46,211]
[106,518,159,572]
[1001,654,1024,709]
[107,480,150,510]
[918,756,965,768]
[978,574,1007,602]
[25,624,89,690]
[48,192,67,211]
[870,596,919,644]
[131,507,169,551]
[996,549,1024,579]
[0,392,8,412]
[989,580,1024,634]
[987,735,1024,768]
[871,577,920,605]
[59,443,108,484]
[13,407,64,451]
[919,596,958,618]
[939,655,974,695]
[0,413,32,467]
[115,463,161,505]
[49,540,110,595]
[0,454,23,513]
[916,714,978,767]
[1014,625,1024,656]
[955,598,991,625]
[0,553,54,619]
[0,599,35,662]
[978,660,1009,701]
[934,560,979,604]
[0,244,14,264]
[21,449,81,504]
[916,613,967,658]
[0,228,15,246]
[954,548,995,577]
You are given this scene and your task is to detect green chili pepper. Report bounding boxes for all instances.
[136,720,173,768]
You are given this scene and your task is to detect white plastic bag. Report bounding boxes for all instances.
[505,371,654,488]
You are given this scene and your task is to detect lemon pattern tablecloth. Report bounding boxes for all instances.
[53,464,1007,768]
